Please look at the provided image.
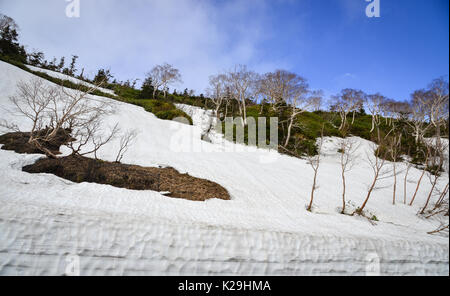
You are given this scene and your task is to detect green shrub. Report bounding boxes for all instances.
[156,110,193,124]
[126,99,193,125]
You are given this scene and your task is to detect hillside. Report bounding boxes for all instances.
[0,60,448,275]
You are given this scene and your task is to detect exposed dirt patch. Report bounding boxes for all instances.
[2,130,230,201]
[0,129,73,155]
[22,155,230,201]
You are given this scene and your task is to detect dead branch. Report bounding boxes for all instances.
[115,129,138,163]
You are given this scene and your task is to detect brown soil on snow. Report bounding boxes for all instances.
[22,155,230,201]
[1,130,230,201]
[0,129,73,155]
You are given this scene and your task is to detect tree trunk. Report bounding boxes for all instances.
[409,168,426,206]
[403,165,411,204]
[358,172,379,214]
[433,183,449,210]
[370,116,375,133]
[392,163,397,205]
[308,169,318,212]
[236,99,244,125]
[32,139,58,159]
[284,115,295,147]
[242,98,247,126]
[420,176,438,214]
[215,105,221,119]
[339,113,346,130]
[341,171,346,214]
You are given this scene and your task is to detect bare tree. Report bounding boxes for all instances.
[352,97,365,125]
[3,78,54,138]
[426,187,449,236]
[280,72,310,147]
[69,121,119,159]
[403,146,414,205]
[148,63,182,99]
[305,125,325,212]
[420,139,449,215]
[408,90,431,145]
[407,78,449,213]
[3,77,118,158]
[206,74,228,118]
[390,100,411,122]
[366,93,386,133]
[387,131,402,205]
[407,78,449,150]
[309,90,324,112]
[333,89,366,131]
[426,78,449,158]
[433,182,449,211]
[115,129,138,163]
[356,127,390,215]
[258,71,283,111]
[403,161,413,204]
[339,130,359,214]
[380,98,396,126]
[228,65,257,126]
[259,70,303,112]
[409,146,431,206]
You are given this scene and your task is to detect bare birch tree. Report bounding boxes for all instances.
[355,127,390,215]
[148,63,182,99]
[420,139,449,215]
[258,70,308,112]
[207,74,228,118]
[387,131,402,205]
[3,78,54,137]
[310,90,324,112]
[333,89,366,131]
[228,65,257,126]
[3,77,118,158]
[403,146,414,204]
[305,125,325,212]
[282,72,310,147]
[409,146,431,206]
[408,90,431,145]
[366,93,386,133]
[258,71,285,111]
[339,129,359,214]
[426,78,449,158]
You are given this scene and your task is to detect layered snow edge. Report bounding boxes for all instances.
[1,200,448,276]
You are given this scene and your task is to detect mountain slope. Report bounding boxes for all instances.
[0,61,448,275]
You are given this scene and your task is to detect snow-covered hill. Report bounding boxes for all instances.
[0,61,448,275]
[26,64,116,96]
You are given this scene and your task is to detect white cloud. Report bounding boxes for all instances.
[1,0,281,94]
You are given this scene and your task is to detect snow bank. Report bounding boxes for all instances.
[0,61,448,275]
[26,65,116,96]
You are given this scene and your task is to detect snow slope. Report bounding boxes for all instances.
[0,61,448,275]
[26,64,116,96]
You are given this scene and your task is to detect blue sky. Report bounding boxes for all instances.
[0,0,448,101]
